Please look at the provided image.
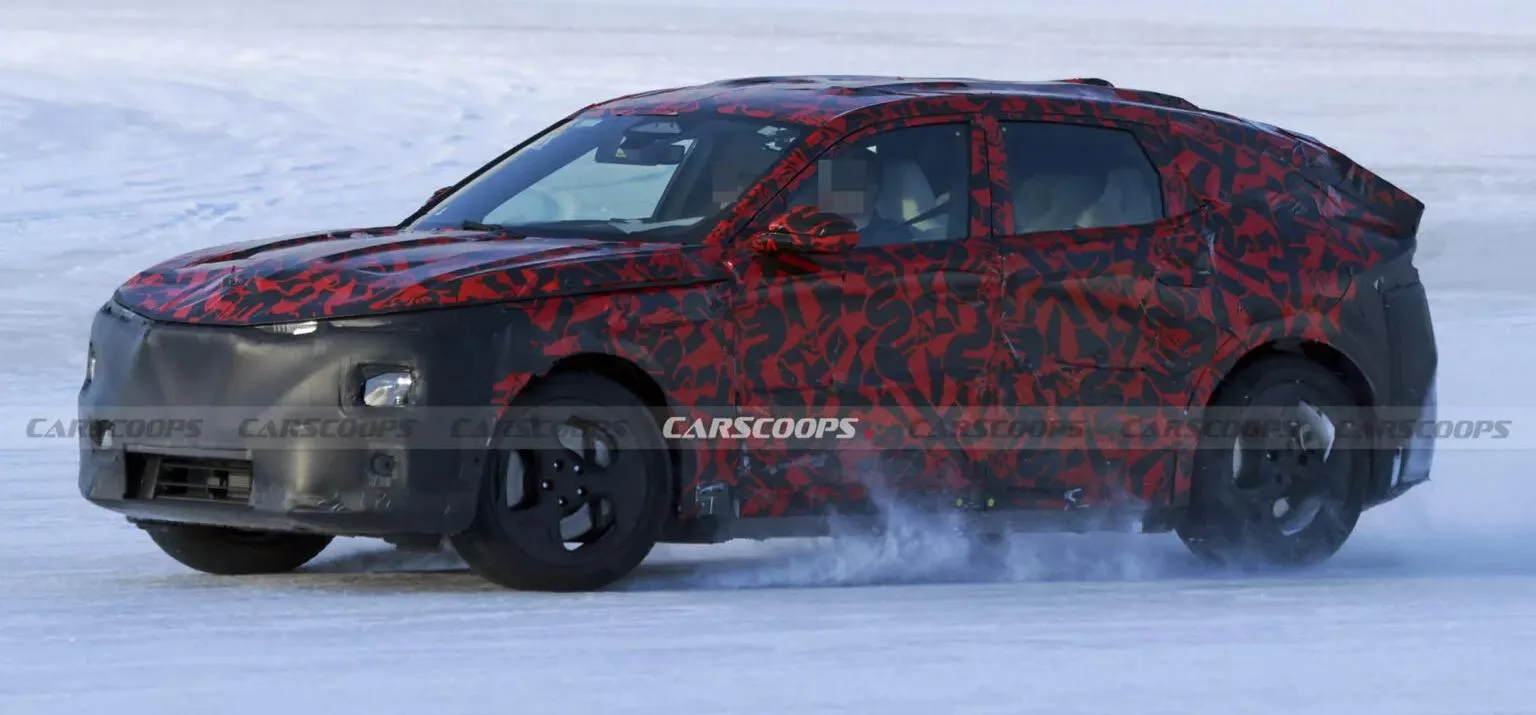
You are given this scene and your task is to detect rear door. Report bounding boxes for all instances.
[986,116,1217,508]
[729,116,1001,518]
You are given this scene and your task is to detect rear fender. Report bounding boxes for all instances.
[1172,319,1385,507]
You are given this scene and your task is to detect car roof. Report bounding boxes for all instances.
[593,75,1208,126]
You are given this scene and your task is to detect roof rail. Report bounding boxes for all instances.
[1056,77,1114,87]
[1054,78,1201,112]
[1112,89,1200,112]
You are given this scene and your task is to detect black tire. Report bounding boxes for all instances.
[142,523,333,575]
[451,372,673,591]
[1176,355,1367,569]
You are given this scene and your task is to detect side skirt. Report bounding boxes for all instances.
[660,485,1181,544]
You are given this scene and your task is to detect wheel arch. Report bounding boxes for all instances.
[1219,338,1378,410]
[529,351,690,520]
[1174,331,1389,508]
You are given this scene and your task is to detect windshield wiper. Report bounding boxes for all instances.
[504,219,620,230]
[460,220,540,237]
[455,219,677,243]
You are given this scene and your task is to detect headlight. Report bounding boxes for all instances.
[85,344,96,384]
[361,368,416,407]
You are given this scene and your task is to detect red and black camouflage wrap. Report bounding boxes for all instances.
[107,76,1428,527]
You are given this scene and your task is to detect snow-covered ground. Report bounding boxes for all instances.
[3,1,1536,712]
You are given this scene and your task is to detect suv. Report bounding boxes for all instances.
[80,76,1437,591]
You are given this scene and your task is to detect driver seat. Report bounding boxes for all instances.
[874,159,948,242]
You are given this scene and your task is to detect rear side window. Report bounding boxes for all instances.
[1000,122,1165,233]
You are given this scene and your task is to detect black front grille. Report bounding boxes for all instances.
[126,452,254,504]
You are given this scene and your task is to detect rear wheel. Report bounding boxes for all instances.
[451,372,673,591]
[1176,356,1366,569]
[142,523,333,575]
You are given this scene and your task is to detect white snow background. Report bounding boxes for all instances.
[2,0,1535,713]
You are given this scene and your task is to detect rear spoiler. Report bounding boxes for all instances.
[1278,127,1426,240]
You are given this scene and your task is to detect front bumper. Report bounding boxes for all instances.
[78,301,513,537]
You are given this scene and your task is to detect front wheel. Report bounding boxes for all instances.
[451,372,674,592]
[142,523,333,575]
[1176,355,1367,569]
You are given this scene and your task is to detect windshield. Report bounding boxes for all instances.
[410,113,807,242]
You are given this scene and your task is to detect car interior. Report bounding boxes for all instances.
[1004,123,1166,234]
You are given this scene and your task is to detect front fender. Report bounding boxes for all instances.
[484,286,736,518]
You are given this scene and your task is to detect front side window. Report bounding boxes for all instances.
[412,113,807,242]
[774,122,971,247]
[1001,122,1166,233]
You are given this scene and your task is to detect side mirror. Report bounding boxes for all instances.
[749,206,859,255]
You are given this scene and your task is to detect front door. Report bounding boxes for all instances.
[729,117,1000,518]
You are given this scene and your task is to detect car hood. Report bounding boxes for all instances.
[114,227,727,325]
